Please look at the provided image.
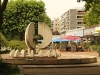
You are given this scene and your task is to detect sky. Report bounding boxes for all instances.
[1,0,85,20]
[42,0,85,20]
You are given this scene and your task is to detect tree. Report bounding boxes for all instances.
[81,0,100,27]
[1,0,51,40]
[0,0,8,48]
[0,32,8,47]
[0,0,8,27]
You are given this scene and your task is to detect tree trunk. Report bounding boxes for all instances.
[0,0,8,27]
[0,0,8,49]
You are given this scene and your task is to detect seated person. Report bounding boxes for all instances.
[76,43,83,52]
[66,43,71,51]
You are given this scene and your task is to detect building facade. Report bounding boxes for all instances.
[60,8,85,36]
[51,18,61,35]
[52,18,60,32]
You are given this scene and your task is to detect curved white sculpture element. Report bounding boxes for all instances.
[50,50,57,57]
[36,45,39,53]
[19,49,26,57]
[45,50,51,57]
[9,49,15,58]
[55,49,61,57]
[38,50,44,57]
[44,49,61,57]
[26,50,34,57]
[38,22,52,48]
[25,22,52,54]
[30,50,34,57]
[25,22,35,54]
[13,50,21,57]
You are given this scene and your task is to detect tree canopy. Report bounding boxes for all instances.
[1,0,51,40]
[82,0,100,27]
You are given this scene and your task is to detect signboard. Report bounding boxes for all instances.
[95,27,100,33]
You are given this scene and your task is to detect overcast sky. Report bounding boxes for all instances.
[42,0,85,20]
[1,0,85,20]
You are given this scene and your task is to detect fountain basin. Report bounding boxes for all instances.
[3,55,97,65]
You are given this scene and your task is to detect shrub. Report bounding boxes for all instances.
[0,50,10,54]
[0,32,8,47]
[8,40,27,50]
[0,59,20,75]
[83,42,90,49]
[90,45,97,51]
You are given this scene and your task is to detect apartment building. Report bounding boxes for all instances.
[60,8,85,35]
[51,20,54,31]
[51,18,60,35]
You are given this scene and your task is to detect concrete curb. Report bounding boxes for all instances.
[23,61,100,68]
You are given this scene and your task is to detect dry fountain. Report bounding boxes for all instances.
[3,22,97,65]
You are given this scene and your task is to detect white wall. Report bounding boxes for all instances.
[66,28,84,37]
[84,28,95,35]
[65,27,100,37]
[52,35,62,39]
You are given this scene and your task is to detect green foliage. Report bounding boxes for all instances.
[83,42,90,49]
[82,0,100,11]
[83,0,100,26]
[0,50,10,54]
[0,32,8,47]
[8,40,27,50]
[97,45,100,51]
[44,14,51,27]
[0,59,20,75]
[1,0,51,40]
[90,45,97,51]
[89,45,100,51]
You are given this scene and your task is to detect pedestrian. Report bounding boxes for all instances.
[66,42,71,51]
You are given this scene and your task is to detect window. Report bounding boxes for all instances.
[77,11,85,14]
[77,27,82,29]
[77,16,83,18]
[77,22,82,24]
